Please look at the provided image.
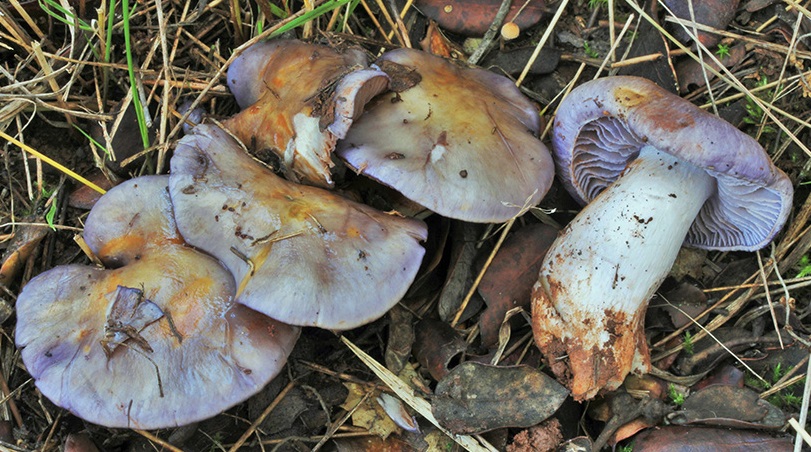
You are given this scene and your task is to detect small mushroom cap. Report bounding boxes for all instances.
[336,48,554,223]
[223,40,389,187]
[15,249,299,429]
[83,175,181,266]
[169,124,428,329]
[552,76,793,251]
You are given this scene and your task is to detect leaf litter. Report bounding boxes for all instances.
[1,0,811,450]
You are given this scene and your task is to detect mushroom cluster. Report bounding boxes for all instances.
[16,39,555,428]
[16,176,300,429]
[532,76,793,400]
[16,41,552,429]
[224,41,554,223]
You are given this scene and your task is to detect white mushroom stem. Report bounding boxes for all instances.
[532,145,715,400]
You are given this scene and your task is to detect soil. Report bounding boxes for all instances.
[1,0,811,450]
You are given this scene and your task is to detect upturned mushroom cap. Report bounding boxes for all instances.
[336,48,554,223]
[169,124,428,329]
[533,76,793,400]
[552,75,792,251]
[223,40,390,187]
[16,176,299,429]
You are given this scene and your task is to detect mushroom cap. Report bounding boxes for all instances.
[223,40,390,187]
[83,175,182,266]
[552,75,793,251]
[336,48,554,223]
[16,175,299,429]
[227,40,368,109]
[169,124,428,329]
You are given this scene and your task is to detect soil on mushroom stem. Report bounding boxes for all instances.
[2,0,811,450]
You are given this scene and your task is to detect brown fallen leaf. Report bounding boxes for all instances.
[0,221,49,288]
[676,44,746,94]
[432,362,568,434]
[671,384,786,429]
[631,425,792,451]
[478,223,558,347]
[414,0,545,37]
[341,382,402,439]
[413,318,467,381]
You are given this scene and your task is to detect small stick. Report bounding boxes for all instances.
[228,380,297,451]
[133,429,184,452]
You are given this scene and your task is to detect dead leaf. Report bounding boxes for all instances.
[632,425,792,451]
[385,305,415,374]
[671,385,786,429]
[478,223,557,347]
[341,382,402,439]
[413,318,467,381]
[439,222,484,323]
[432,362,568,434]
[333,435,416,452]
[676,44,746,94]
[0,222,49,288]
[414,0,545,36]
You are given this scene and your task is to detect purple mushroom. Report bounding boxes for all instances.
[223,40,390,188]
[531,76,793,400]
[336,48,554,223]
[16,176,300,428]
[169,124,428,329]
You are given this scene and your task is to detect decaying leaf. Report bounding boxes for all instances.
[478,223,558,347]
[413,318,467,381]
[100,285,164,357]
[432,362,568,434]
[414,0,545,36]
[439,222,484,323]
[671,385,786,429]
[0,222,49,287]
[631,425,792,451]
[385,305,415,374]
[341,382,401,439]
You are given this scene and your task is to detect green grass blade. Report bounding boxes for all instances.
[269,0,352,38]
[122,0,151,150]
[38,0,93,31]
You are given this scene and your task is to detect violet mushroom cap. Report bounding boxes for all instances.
[532,76,793,400]
[16,176,300,429]
[169,124,428,329]
[335,48,554,223]
[223,40,390,188]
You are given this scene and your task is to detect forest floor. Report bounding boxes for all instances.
[2,0,811,450]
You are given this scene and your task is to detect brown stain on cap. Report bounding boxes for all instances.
[613,86,648,108]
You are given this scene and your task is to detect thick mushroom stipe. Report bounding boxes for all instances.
[533,146,714,399]
[223,40,389,187]
[169,124,428,329]
[16,176,299,429]
[533,76,793,400]
[336,48,554,223]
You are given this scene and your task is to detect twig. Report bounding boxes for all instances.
[0,131,107,194]
[228,379,296,451]
[516,0,570,87]
[793,354,811,451]
[133,429,184,452]
[466,0,512,65]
